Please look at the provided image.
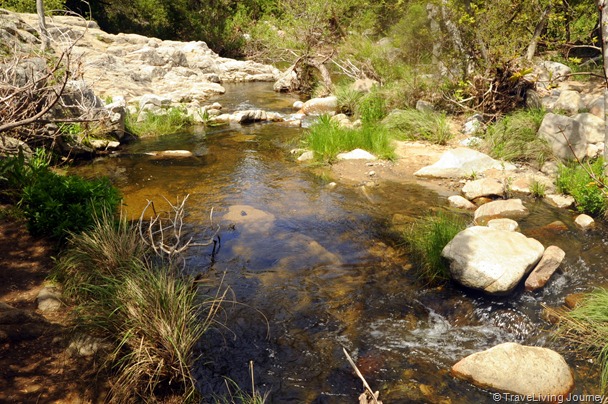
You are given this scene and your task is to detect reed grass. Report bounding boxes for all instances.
[552,289,608,392]
[305,115,394,162]
[403,211,468,284]
[382,108,452,145]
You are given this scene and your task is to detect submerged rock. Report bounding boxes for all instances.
[452,342,574,398]
[442,226,544,294]
[574,214,595,230]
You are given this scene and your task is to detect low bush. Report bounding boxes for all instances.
[556,158,607,217]
[482,109,550,167]
[0,148,51,202]
[403,211,468,284]
[20,171,121,240]
[382,109,452,145]
[55,212,222,402]
[305,115,394,162]
[125,107,194,137]
[552,288,608,392]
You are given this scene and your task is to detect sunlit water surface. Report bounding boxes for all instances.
[72,82,608,403]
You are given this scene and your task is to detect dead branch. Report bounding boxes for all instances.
[343,348,382,404]
[138,195,220,269]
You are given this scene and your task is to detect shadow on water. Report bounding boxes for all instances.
[71,83,608,403]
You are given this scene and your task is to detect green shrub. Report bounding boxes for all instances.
[553,288,608,392]
[20,171,121,240]
[335,84,364,116]
[556,159,607,217]
[530,180,547,199]
[0,148,51,202]
[305,115,394,162]
[404,211,468,284]
[3,0,65,12]
[382,109,452,145]
[125,107,194,137]
[482,109,550,166]
[359,92,386,125]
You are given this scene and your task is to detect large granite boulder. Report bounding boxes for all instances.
[300,96,338,115]
[414,148,515,179]
[537,113,587,161]
[442,226,544,294]
[452,343,574,398]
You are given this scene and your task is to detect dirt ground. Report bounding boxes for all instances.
[0,216,106,404]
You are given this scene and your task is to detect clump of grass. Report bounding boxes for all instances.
[482,108,550,167]
[382,109,452,145]
[126,107,194,137]
[552,289,608,392]
[403,211,468,284]
[556,158,607,217]
[55,211,222,403]
[305,115,394,162]
[214,362,269,404]
[530,179,547,199]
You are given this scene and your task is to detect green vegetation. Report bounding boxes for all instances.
[55,211,222,402]
[21,172,120,240]
[530,179,547,199]
[304,115,394,162]
[553,289,608,392]
[556,159,607,217]
[125,107,194,137]
[403,211,468,284]
[3,0,66,13]
[383,109,452,145]
[0,148,120,241]
[482,109,550,167]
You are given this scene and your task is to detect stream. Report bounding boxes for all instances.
[72,82,608,403]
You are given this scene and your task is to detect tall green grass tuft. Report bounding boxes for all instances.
[55,212,222,403]
[556,158,607,217]
[126,107,194,137]
[553,289,608,392]
[403,211,468,284]
[305,115,394,162]
[482,109,550,167]
[382,109,452,145]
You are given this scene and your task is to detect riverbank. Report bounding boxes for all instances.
[0,216,108,403]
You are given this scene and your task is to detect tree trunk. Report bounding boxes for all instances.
[526,5,551,61]
[599,0,608,161]
[37,0,50,51]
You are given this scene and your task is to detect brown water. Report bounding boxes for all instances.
[73,83,608,403]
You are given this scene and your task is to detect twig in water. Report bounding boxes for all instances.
[343,347,382,404]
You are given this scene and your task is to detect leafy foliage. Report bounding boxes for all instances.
[20,171,120,240]
[2,0,66,12]
[556,159,608,217]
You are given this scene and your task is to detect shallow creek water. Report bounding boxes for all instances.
[72,83,608,403]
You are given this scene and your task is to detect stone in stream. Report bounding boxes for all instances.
[473,199,529,225]
[447,195,477,210]
[461,178,505,200]
[442,226,544,294]
[300,96,338,116]
[525,245,566,292]
[574,214,595,231]
[451,343,574,399]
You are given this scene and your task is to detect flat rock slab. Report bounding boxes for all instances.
[452,342,574,398]
[414,148,515,178]
[474,199,529,224]
[525,246,566,292]
[442,226,544,294]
